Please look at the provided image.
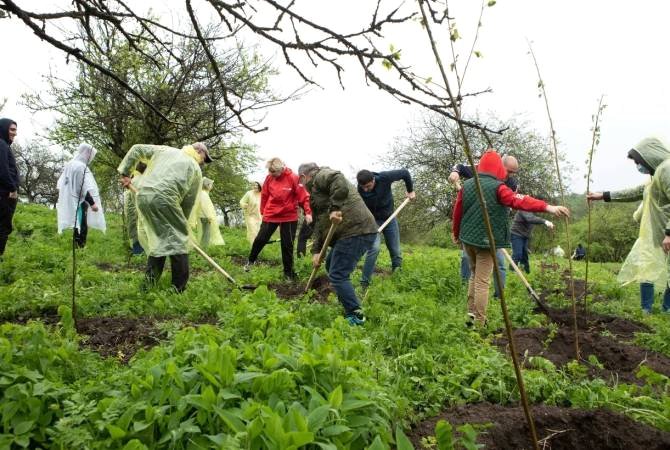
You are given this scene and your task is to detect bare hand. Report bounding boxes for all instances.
[91,204,99,212]
[452,233,460,245]
[546,205,570,217]
[544,220,554,230]
[447,171,460,185]
[120,176,132,188]
[305,214,313,225]
[312,253,321,267]
[407,191,416,201]
[663,236,670,254]
[8,191,18,199]
[330,211,343,224]
[586,192,604,202]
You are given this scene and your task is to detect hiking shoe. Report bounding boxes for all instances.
[346,314,365,326]
[465,313,476,327]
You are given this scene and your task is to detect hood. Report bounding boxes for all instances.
[477,151,507,181]
[74,143,97,164]
[631,137,670,172]
[0,118,17,144]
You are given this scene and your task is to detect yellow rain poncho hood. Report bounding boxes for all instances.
[117,144,202,257]
[190,177,224,246]
[240,187,262,243]
[614,137,670,287]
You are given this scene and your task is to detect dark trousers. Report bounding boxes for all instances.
[297,222,313,257]
[0,196,18,255]
[511,233,530,273]
[146,254,189,292]
[74,202,89,248]
[249,221,297,276]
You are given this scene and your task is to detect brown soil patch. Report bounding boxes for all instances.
[76,317,167,364]
[229,255,281,267]
[268,274,333,303]
[95,261,144,272]
[408,403,670,450]
[496,326,670,385]
[541,306,650,340]
[373,266,392,276]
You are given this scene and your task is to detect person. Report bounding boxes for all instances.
[452,151,569,327]
[192,177,224,248]
[356,168,415,289]
[239,181,262,244]
[56,143,106,246]
[551,245,566,258]
[298,162,378,325]
[587,137,670,314]
[572,243,586,261]
[510,210,554,272]
[118,142,211,293]
[0,118,19,257]
[124,162,146,255]
[448,154,519,297]
[246,157,311,280]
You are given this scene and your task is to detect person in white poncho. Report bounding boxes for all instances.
[56,143,106,247]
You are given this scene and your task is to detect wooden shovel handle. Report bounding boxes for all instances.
[304,222,337,293]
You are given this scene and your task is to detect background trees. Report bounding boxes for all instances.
[13,140,69,206]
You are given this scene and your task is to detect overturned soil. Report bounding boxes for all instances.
[540,306,651,340]
[496,325,670,385]
[229,255,281,267]
[268,274,333,303]
[409,402,670,450]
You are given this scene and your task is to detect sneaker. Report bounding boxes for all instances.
[244,261,254,272]
[346,315,365,326]
[465,313,476,327]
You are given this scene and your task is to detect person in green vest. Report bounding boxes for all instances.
[452,151,569,326]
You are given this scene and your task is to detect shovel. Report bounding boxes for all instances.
[500,248,549,313]
[126,183,256,290]
[304,222,338,293]
[377,198,410,233]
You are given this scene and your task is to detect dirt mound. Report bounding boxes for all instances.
[496,327,670,385]
[76,317,167,364]
[268,274,333,303]
[541,307,650,340]
[409,403,670,450]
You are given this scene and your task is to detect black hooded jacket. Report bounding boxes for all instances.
[0,118,19,193]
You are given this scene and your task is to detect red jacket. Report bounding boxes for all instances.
[452,151,548,239]
[260,168,312,222]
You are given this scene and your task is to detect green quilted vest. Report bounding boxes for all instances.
[459,174,510,248]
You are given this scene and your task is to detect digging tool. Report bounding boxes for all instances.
[125,183,256,290]
[500,248,549,313]
[377,198,410,233]
[304,222,338,293]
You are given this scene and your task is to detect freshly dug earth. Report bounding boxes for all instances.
[229,255,280,267]
[540,306,651,340]
[76,317,167,364]
[269,274,333,303]
[408,402,670,450]
[496,326,670,385]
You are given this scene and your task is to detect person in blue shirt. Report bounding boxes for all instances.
[357,168,416,290]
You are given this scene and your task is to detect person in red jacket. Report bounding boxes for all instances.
[246,157,312,280]
[452,151,569,326]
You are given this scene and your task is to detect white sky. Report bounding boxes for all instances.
[1,0,669,193]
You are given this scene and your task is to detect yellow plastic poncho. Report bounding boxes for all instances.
[190,177,224,247]
[117,144,202,257]
[610,137,670,287]
[240,188,261,243]
[123,170,143,245]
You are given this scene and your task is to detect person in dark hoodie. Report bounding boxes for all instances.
[452,151,569,327]
[0,118,19,257]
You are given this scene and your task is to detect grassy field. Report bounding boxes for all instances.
[0,204,668,449]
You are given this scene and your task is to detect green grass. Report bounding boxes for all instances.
[0,204,669,449]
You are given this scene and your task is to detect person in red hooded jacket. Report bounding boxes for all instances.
[452,150,569,327]
[245,157,312,280]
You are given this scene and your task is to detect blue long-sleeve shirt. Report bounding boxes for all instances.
[357,169,413,220]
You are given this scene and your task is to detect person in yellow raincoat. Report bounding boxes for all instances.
[239,181,262,243]
[123,162,146,255]
[118,142,211,292]
[191,177,224,248]
[588,137,670,314]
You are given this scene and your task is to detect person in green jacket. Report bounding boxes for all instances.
[298,162,378,325]
[118,142,211,292]
[588,137,670,314]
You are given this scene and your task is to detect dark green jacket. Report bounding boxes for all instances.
[459,175,511,248]
[305,167,378,253]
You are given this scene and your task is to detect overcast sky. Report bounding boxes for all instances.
[1,0,668,193]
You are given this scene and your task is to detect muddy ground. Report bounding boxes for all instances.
[408,402,670,450]
[268,274,333,303]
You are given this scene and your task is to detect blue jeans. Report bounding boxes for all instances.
[326,233,377,315]
[461,246,506,297]
[640,282,670,313]
[360,218,402,286]
[511,234,530,273]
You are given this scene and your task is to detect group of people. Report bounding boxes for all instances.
[2,114,670,322]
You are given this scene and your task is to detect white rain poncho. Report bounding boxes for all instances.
[239,188,261,243]
[117,144,202,257]
[190,177,224,247]
[56,143,106,234]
